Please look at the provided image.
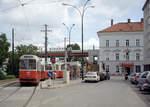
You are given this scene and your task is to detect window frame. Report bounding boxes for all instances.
[126,40,129,47]
[136,53,140,61]
[116,53,119,61]
[136,39,140,46]
[106,40,109,47]
[116,40,119,47]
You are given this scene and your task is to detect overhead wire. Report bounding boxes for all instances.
[1,0,71,46]
[17,0,33,45]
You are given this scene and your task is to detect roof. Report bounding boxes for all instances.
[142,0,149,10]
[98,22,144,33]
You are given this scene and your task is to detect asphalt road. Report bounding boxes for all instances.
[27,76,149,107]
[127,79,150,107]
[0,82,36,107]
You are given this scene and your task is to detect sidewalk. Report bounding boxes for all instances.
[40,78,81,89]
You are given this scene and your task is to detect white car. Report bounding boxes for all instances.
[84,72,100,82]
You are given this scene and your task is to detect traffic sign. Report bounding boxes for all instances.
[47,72,53,77]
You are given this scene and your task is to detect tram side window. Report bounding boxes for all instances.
[29,59,36,69]
[37,62,42,71]
[45,64,52,70]
[61,65,65,70]
[56,64,59,70]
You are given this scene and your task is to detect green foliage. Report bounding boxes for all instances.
[0,33,10,67]
[0,70,5,80]
[67,43,80,50]
[7,52,20,76]
[15,44,40,56]
[5,75,16,79]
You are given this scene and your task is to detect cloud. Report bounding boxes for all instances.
[0,0,145,50]
[84,38,99,49]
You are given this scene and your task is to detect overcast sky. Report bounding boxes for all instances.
[0,0,146,51]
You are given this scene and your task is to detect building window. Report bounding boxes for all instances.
[126,53,129,60]
[136,65,141,72]
[136,39,140,46]
[144,64,150,71]
[116,53,119,61]
[126,40,129,47]
[106,40,109,47]
[106,57,109,61]
[116,65,119,73]
[116,40,119,47]
[106,65,109,72]
[136,53,140,61]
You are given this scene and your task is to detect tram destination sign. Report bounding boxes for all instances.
[24,56,34,59]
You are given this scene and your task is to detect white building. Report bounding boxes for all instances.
[143,0,150,71]
[97,19,144,75]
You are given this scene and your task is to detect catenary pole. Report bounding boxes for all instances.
[12,28,14,75]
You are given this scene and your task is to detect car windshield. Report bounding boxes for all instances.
[86,72,97,75]
[130,73,135,76]
[140,72,148,78]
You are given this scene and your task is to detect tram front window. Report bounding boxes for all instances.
[20,59,36,70]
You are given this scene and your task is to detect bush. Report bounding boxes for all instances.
[5,75,16,79]
[0,70,5,80]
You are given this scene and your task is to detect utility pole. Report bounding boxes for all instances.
[64,38,67,71]
[41,24,52,65]
[12,28,14,75]
[64,37,70,84]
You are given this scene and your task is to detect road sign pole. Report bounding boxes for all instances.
[64,38,70,84]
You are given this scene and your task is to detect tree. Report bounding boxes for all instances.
[0,33,10,67]
[15,44,39,56]
[67,43,80,50]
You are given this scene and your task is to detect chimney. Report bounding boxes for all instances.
[111,19,113,26]
[128,19,131,23]
[141,18,144,23]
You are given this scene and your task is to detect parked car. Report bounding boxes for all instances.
[84,72,100,82]
[102,72,107,80]
[138,71,150,91]
[134,73,141,85]
[129,73,140,84]
[99,72,105,81]
[130,73,136,84]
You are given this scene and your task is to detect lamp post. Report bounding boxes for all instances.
[62,0,94,80]
[62,23,75,53]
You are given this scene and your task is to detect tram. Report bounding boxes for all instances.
[19,55,42,85]
[41,63,53,80]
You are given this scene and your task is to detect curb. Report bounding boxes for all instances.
[40,79,81,89]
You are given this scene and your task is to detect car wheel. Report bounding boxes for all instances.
[139,86,144,91]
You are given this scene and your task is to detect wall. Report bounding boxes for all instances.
[98,31,144,74]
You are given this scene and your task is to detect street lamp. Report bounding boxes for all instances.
[62,0,94,80]
[62,23,75,51]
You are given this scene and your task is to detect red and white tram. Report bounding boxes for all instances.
[41,64,53,80]
[19,55,42,85]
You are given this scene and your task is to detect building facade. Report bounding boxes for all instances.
[143,0,150,71]
[88,50,99,63]
[97,19,144,75]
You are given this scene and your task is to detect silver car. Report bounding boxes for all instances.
[130,73,136,84]
[138,71,150,91]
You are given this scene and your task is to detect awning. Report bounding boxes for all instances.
[121,62,134,67]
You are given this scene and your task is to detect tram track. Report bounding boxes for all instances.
[0,86,22,103]
[0,82,38,107]
[0,81,19,90]
[23,86,37,107]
